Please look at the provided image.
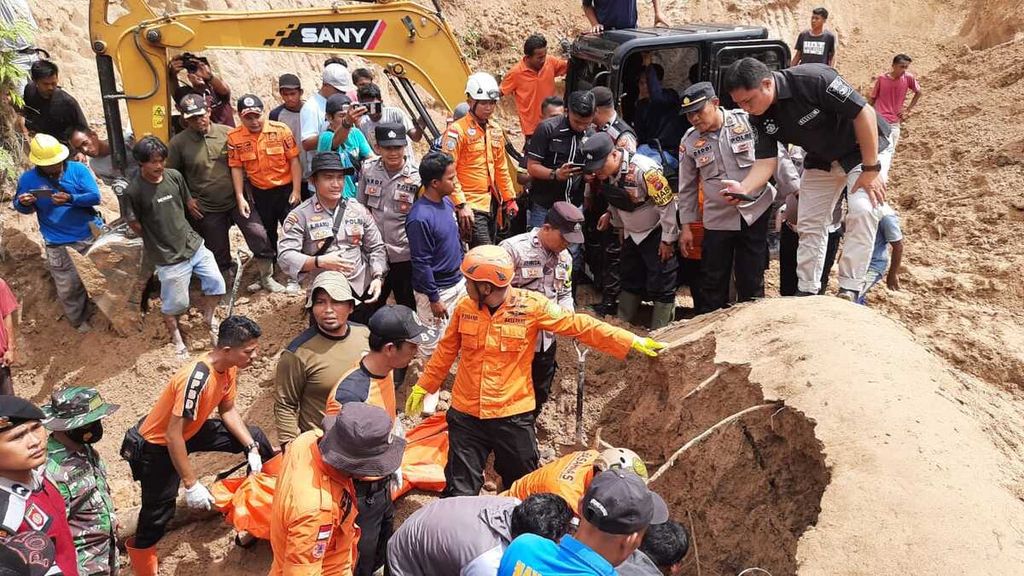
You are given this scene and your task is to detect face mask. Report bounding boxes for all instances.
[67,420,104,444]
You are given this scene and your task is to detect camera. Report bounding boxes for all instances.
[180,52,206,74]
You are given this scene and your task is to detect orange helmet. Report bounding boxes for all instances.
[461,245,514,287]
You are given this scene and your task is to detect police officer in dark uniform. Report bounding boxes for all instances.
[587,86,637,316]
[721,58,893,301]
[525,91,596,296]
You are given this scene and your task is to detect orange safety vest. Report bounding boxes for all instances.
[419,289,634,419]
[269,430,360,576]
[502,450,600,515]
[441,114,516,212]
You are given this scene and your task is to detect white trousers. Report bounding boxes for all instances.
[796,143,895,293]
[413,278,467,413]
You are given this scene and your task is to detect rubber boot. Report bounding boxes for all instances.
[126,538,158,576]
[617,291,642,325]
[650,301,675,330]
[256,258,286,293]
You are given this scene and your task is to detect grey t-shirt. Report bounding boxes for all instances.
[358,106,416,161]
[616,550,662,576]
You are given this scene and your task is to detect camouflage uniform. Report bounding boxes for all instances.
[45,438,118,576]
[42,387,120,576]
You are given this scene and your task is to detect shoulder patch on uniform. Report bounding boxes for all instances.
[182,362,211,420]
[313,524,332,559]
[644,170,674,206]
[826,75,854,102]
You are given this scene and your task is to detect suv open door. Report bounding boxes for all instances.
[709,40,790,107]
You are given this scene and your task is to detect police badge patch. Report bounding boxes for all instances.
[826,75,854,102]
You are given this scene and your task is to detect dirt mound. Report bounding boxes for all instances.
[588,298,1024,574]
[960,0,1024,49]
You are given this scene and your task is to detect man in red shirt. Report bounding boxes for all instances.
[0,278,18,396]
[0,396,79,576]
[501,34,568,142]
[869,53,922,151]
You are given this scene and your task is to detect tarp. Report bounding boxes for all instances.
[212,413,449,538]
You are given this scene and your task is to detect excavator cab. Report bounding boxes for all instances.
[566,25,789,163]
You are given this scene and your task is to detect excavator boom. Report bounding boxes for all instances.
[89,0,471,166]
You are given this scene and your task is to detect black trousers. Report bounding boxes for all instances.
[353,478,394,576]
[129,419,274,548]
[0,366,12,396]
[699,209,770,313]
[190,205,275,272]
[620,226,679,303]
[469,208,496,248]
[531,341,558,417]
[442,408,539,497]
[677,256,704,312]
[375,260,415,310]
[249,183,293,251]
[779,225,843,296]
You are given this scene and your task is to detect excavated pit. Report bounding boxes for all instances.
[592,332,830,575]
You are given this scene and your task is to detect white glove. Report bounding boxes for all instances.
[185,482,214,510]
[247,449,263,475]
[389,467,403,494]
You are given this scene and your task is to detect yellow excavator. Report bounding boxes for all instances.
[83,0,789,332]
[89,0,471,169]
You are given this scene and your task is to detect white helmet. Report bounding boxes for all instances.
[465,72,500,101]
[597,447,649,480]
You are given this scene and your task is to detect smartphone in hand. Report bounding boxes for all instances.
[364,101,382,116]
[29,188,54,199]
[723,191,757,202]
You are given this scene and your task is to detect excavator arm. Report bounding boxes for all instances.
[88,0,471,170]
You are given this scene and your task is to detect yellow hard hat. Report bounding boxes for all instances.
[28,134,69,167]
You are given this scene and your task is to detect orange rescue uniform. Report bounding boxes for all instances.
[502,450,599,515]
[500,56,568,137]
[269,429,360,576]
[324,361,396,420]
[139,353,237,444]
[227,120,300,190]
[441,114,516,212]
[418,289,634,419]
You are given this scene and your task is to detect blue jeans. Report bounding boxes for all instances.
[527,205,548,229]
[155,245,225,315]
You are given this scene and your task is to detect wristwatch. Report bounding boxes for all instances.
[455,203,466,210]
[549,169,557,180]
[245,441,259,453]
[862,163,882,172]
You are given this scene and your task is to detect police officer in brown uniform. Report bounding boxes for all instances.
[585,133,679,330]
[279,152,387,324]
[356,123,420,311]
[677,82,800,312]
[499,201,582,415]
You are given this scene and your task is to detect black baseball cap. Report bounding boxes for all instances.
[325,93,353,115]
[680,82,716,115]
[581,469,669,535]
[278,73,302,90]
[0,396,44,433]
[545,201,585,244]
[368,305,438,347]
[237,94,264,117]
[178,93,208,118]
[376,123,408,148]
[581,132,615,173]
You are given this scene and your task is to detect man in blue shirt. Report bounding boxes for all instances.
[582,0,668,33]
[13,134,101,332]
[499,469,669,576]
[406,151,466,413]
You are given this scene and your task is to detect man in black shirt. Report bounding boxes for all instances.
[20,60,87,142]
[722,58,893,301]
[792,7,837,66]
[526,90,596,293]
[126,136,226,357]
